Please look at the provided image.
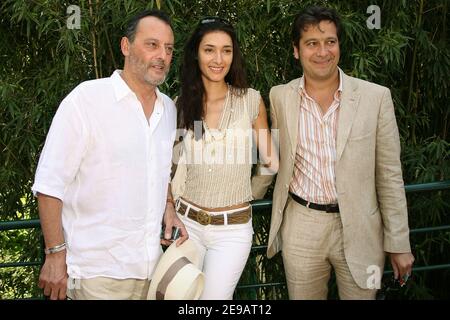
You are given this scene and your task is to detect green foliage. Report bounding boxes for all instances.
[0,229,42,299]
[1,0,448,299]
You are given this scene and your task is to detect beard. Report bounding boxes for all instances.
[143,61,169,86]
[145,74,166,86]
[129,54,169,86]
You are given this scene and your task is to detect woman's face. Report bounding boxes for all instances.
[198,31,233,84]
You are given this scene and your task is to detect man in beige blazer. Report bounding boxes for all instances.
[252,6,414,299]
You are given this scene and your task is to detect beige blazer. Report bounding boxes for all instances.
[252,72,412,288]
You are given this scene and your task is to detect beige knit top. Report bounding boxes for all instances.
[172,86,261,208]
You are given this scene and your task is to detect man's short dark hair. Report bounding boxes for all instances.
[125,9,172,43]
[292,6,342,47]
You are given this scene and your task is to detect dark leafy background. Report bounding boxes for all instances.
[1,0,448,299]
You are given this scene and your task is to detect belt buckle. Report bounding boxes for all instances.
[197,210,212,225]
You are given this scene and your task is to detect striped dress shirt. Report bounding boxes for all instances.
[289,71,343,205]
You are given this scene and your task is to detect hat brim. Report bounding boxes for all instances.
[147,239,203,300]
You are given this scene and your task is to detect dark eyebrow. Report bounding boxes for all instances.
[144,38,174,46]
[202,44,233,49]
[303,36,337,42]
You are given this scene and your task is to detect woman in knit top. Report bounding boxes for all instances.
[172,16,278,299]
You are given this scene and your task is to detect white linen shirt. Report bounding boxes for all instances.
[32,70,176,280]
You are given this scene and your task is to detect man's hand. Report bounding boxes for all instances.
[390,252,415,283]
[161,201,188,247]
[38,251,68,300]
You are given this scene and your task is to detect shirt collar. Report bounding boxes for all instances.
[153,89,164,114]
[111,70,164,105]
[299,67,344,94]
[111,70,133,101]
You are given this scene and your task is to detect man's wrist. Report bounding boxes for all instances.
[166,198,175,208]
[44,242,66,255]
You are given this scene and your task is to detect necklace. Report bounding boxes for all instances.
[203,121,226,158]
[202,86,230,158]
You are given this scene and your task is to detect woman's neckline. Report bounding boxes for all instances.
[203,83,231,131]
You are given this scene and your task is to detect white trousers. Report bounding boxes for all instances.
[177,203,253,300]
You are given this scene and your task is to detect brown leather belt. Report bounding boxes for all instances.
[178,201,251,226]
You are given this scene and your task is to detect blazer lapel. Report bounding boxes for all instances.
[285,79,301,156]
[336,74,360,160]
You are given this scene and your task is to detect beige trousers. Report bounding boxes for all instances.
[281,198,377,300]
[66,277,150,300]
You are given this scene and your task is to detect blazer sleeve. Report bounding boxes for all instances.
[251,88,279,199]
[375,88,412,253]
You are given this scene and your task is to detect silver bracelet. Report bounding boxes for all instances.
[44,242,66,254]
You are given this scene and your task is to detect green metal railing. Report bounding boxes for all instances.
[235,180,450,293]
[1,180,449,298]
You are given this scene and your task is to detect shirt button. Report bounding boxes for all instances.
[208,168,212,172]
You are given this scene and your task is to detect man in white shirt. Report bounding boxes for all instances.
[32,10,187,300]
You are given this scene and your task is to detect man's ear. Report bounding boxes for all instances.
[121,37,130,57]
[293,43,299,60]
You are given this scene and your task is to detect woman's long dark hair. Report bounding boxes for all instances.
[177,18,248,132]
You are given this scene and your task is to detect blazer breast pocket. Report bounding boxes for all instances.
[347,114,377,141]
[347,128,375,142]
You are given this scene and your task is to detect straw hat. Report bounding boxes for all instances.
[147,239,204,300]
